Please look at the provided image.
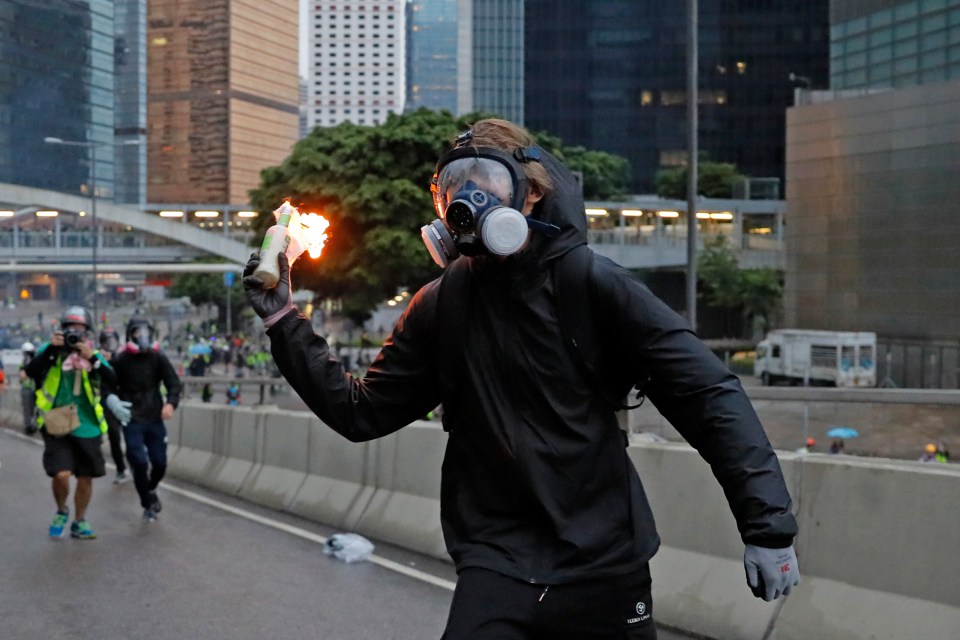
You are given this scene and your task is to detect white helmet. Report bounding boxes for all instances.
[21,341,35,352]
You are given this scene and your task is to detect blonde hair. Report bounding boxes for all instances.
[463,119,553,196]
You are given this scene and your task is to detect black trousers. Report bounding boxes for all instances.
[441,565,657,640]
[105,413,125,473]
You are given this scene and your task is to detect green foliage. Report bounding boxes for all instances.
[655,161,745,199]
[168,261,246,328]
[249,108,633,324]
[531,132,632,199]
[697,237,782,335]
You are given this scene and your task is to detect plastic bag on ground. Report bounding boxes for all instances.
[323,533,375,564]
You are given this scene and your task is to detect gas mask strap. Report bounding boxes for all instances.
[526,217,561,238]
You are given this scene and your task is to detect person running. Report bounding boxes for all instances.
[109,316,182,521]
[25,305,115,540]
[97,329,130,484]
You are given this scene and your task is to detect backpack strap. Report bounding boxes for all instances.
[436,258,474,431]
[553,245,645,411]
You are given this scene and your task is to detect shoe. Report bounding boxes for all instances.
[69,520,96,540]
[49,510,69,538]
[113,471,129,484]
[143,507,158,522]
[149,491,162,514]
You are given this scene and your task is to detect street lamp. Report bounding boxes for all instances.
[43,136,142,326]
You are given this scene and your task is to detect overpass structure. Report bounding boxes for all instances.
[0,183,785,273]
[0,182,251,271]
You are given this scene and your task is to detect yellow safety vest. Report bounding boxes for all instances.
[35,357,108,435]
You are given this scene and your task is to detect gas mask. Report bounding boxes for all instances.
[125,321,158,353]
[421,142,559,268]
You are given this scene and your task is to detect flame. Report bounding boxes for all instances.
[299,212,331,259]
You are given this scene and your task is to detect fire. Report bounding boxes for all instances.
[298,212,331,259]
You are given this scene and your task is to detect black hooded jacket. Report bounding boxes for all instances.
[110,348,182,423]
[267,150,797,585]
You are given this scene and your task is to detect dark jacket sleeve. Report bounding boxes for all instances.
[265,281,443,443]
[91,352,116,389]
[596,258,797,548]
[24,343,55,383]
[158,352,182,408]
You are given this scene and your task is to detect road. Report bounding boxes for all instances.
[0,428,694,640]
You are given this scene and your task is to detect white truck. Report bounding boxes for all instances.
[754,329,877,387]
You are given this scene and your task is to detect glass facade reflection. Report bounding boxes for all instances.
[114,0,147,204]
[463,0,525,123]
[407,0,458,112]
[0,0,115,196]
[831,0,960,89]
[524,1,829,191]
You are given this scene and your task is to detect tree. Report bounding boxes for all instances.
[530,132,632,200]
[697,237,782,338]
[248,109,633,324]
[655,160,745,199]
[168,261,247,331]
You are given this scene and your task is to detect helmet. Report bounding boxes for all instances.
[805,437,816,447]
[99,329,120,352]
[125,316,156,353]
[60,305,93,330]
[925,443,937,454]
[21,341,35,353]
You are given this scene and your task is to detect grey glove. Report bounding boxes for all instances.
[105,393,132,426]
[242,251,295,328]
[744,544,800,601]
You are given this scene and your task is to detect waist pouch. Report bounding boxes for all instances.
[44,404,81,437]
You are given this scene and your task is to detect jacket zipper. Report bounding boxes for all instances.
[538,585,550,602]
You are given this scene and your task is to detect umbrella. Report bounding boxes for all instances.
[826,427,860,439]
[189,343,212,356]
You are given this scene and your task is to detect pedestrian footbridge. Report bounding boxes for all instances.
[0,183,785,272]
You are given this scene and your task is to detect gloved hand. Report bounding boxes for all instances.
[744,544,800,601]
[243,251,295,328]
[105,394,133,426]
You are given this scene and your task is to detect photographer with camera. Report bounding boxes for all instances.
[24,305,115,540]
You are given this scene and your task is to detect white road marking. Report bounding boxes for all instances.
[3,428,457,592]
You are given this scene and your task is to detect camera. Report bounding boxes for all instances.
[63,328,86,350]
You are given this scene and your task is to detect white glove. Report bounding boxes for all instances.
[105,394,133,426]
[744,544,800,601]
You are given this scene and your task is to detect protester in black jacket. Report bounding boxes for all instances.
[109,316,182,521]
[244,119,799,639]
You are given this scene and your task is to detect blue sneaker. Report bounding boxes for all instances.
[49,510,69,538]
[69,519,97,540]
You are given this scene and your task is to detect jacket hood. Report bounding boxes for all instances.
[529,149,588,263]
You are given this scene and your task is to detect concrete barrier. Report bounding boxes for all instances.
[204,407,261,496]
[352,421,447,558]
[287,416,376,530]
[19,394,948,640]
[237,409,311,512]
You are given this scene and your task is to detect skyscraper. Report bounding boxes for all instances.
[0,0,115,196]
[524,1,829,191]
[114,0,148,204]
[307,0,407,128]
[457,0,524,123]
[147,0,299,204]
[407,0,458,113]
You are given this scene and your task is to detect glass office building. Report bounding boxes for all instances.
[831,0,960,89]
[459,0,525,123]
[524,1,829,191]
[407,0,458,112]
[114,0,147,204]
[0,0,115,196]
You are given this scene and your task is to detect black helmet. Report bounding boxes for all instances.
[60,305,93,330]
[126,316,155,352]
[99,328,120,352]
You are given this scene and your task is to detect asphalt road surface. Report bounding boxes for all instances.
[0,429,695,640]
